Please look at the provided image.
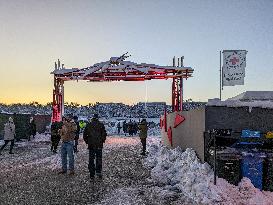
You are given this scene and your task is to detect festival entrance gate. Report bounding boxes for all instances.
[51,53,194,122]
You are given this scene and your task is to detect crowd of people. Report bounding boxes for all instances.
[118,120,139,136]
[0,114,149,180]
[51,114,148,178]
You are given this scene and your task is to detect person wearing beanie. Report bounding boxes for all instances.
[58,115,77,175]
[83,114,107,179]
[0,117,16,154]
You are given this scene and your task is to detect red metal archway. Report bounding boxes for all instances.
[51,54,193,122]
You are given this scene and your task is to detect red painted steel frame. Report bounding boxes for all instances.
[52,78,64,122]
[172,77,183,112]
[51,58,193,122]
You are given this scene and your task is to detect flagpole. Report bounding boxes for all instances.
[222,52,224,92]
[219,51,222,100]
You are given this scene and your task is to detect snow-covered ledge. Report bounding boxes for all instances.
[207,91,273,111]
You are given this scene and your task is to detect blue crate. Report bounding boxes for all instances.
[241,153,264,190]
[241,130,261,138]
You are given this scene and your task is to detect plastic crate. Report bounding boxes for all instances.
[241,130,261,138]
[239,130,262,147]
[241,153,265,190]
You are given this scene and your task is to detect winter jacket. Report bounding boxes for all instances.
[51,122,62,136]
[138,121,148,139]
[59,121,77,142]
[83,118,107,149]
[4,122,16,140]
[123,122,128,133]
[28,121,36,136]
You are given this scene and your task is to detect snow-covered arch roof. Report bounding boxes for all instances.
[51,54,193,82]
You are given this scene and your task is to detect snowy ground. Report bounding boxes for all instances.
[0,134,196,205]
[0,134,273,205]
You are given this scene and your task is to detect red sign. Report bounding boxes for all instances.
[174,114,185,128]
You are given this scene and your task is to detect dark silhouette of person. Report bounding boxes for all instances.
[123,120,127,136]
[138,119,148,156]
[51,121,62,153]
[28,117,36,141]
[83,114,107,179]
[117,122,121,135]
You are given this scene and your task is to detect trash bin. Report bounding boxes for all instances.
[217,153,242,185]
[241,152,265,190]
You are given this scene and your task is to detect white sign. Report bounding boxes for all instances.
[222,50,247,86]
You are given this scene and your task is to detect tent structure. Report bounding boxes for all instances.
[51,53,194,122]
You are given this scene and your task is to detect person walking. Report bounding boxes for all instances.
[83,114,107,179]
[0,117,16,155]
[138,119,148,156]
[50,121,62,153]
[58,115,77,175]
[28,116,36,141]
[73,116,81,153]
[117,122,121,135]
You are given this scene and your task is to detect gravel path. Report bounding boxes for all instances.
[0,136,196,205]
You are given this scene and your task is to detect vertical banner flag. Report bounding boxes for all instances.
[222,50,247,86]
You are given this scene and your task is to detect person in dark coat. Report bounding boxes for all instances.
[83,114,107,179]
[28,117,36,141]
[128,120,133,136]
[0,117,16,155]
[139,119,148,156]
[123,120,127,136]
[51,121,62,153]
[133,122,138,135]
[73,116,81,153]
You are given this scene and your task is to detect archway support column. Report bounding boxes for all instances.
[172,76,183,112]
[52,76,64,122]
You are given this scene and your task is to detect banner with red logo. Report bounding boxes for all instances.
[222,50,247,86]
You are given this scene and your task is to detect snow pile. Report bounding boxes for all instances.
[144,145,219,204]
[211,177,273,205]
[144,142,273,204]
[208,91,273,109]
[228,91,273,101]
